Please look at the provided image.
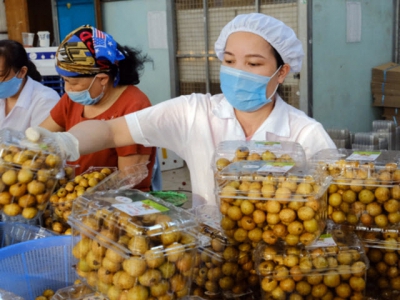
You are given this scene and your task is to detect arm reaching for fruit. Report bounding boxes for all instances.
[26,116,136,161]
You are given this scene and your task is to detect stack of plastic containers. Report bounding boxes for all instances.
[327,128,351,149]
[352,132,380,150]
[212,141,332,299]
[67,189,199,300]
[355,229,400,298]
[0,128,63,224]
[254,222,369,299]
[192,204,259,300]
[311,148,400,298]
[373,120,396,150]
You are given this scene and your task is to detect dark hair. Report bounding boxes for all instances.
[272,47,285,95]
[272,47,285,69]
[108,44,153,86]
[0,40,42,82]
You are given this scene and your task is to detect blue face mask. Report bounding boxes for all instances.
[0,73,23,98]
[220,65,281,112]
[66,76,104,105]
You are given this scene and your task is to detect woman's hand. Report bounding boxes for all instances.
[25,127,80,161]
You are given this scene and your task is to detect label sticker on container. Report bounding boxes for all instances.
[258,162,295,173]
[255,141,282,149]
[346,151,381,161]
[307,233,337,248]
[112,199,169,216]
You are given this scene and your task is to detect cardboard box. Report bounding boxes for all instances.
[371,82,400,96]
[372,93,400,107]
[371,62,400,83]
[371,63,400,108]
[382,107,400,124]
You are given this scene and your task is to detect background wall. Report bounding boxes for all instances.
[312,0,393,132]
[101,0,171,105]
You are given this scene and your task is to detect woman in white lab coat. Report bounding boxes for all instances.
[27,13,336,207]
[0,40,60,131]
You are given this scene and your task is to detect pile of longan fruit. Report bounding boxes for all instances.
[0,144,62,221]
[319,160,400,228]
[71,208,197,300]
[256,238,368,299]
[357,230,400,299]
[43,167,116,234]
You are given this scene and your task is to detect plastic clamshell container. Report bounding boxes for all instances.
[310,148,400,229]
[68,189,198,299]
[215,161,331,246]
[0,127,64,172]
[356,228,400,298]
[51,283,104,300]
[0,222,55,248]
[192,245,225,299]
[255,223,369,299]
[194,205,261,296]
[213,140,307,172]
[86,163,149,193]
[223,289,258,300]
[55,164,78,188]
[0,128,63,222]
[0,163,58,222]
[47,166,118,234]
[46,164,148,235]
[195,204,235,246]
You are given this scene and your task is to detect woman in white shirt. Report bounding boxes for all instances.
[0,40,60,131]
[27,13,336,207]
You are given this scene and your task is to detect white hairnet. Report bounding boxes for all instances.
[215,13,304,73]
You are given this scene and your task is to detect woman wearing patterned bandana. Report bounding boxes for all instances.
[39,25,156,192]
[0,40,60,131]
[30,14,336,206]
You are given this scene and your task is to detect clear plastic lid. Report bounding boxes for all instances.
[87,163,149,192]
[50,283,101,300]
[356,227,400,250]
[255,223,369,276]
[68,189,198,256]
[215,160,331,201]
[311,148,400,185]
[194,204,235,246]
[213,140,307,171]
[0,128,63,172]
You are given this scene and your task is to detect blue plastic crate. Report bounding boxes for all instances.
[42,75,64,96]
[0,236,77,300]
[0,222,55,248]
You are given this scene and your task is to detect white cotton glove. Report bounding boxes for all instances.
[25,127,80,161]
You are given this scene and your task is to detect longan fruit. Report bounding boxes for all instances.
[227,206,242,221]
[297,206,315,221]
[253,209,266,224]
